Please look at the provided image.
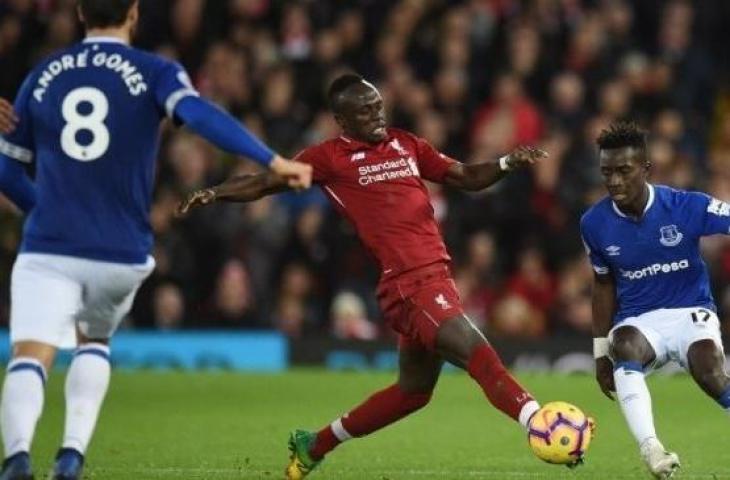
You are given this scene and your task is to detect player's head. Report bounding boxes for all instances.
[77,0,139,37]
[596,121,650,209]
[327,73,387,144]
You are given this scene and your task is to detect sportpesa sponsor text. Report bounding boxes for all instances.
[621,259,690,280]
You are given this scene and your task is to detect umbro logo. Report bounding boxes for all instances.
[351,152,366,162]
[434,293,451,310]
[605,245,621,256]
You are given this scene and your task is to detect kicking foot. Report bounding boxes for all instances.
[640,438,680,479]
[0,452,33,480]
[51,448,84,480]
[285,430,321,479]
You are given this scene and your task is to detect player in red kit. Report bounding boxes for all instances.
[178,74,555,478]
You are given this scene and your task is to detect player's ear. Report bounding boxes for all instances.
[128,1,139,24]
[76,4,85,25]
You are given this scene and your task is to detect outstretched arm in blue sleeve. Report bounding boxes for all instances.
[0,154,35,213]
[174,96,275,166]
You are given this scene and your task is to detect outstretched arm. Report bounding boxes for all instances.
[592,272,617,400]
[177,172,291,215]
[443,146,546,191]
[174,96,312,190]
[0,155,35,213]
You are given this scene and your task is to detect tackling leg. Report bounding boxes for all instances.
[434,314,539,427]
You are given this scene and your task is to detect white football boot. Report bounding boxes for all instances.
[640,438,680,479]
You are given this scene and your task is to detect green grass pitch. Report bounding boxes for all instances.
[14,369,730,479]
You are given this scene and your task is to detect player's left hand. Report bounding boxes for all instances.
[0,98,18,135]
[176,188,216,216]
[506,146,548,170]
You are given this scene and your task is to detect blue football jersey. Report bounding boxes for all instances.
[580,184,730,323]
[0,37,198,263]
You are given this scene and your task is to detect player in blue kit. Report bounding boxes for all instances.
[0,1,312,479]
[581,122,730,479]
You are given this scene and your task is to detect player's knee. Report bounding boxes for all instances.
[399,389,432,414]
[610,330,648,362]
[12,341,57,371]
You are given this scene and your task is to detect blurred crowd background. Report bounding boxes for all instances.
[1,0,729,341]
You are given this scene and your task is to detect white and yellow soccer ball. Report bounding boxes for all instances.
[528,401,595,466]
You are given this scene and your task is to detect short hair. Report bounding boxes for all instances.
[78,0,136,29]
[327,73,364,111]
[596,121,648,151]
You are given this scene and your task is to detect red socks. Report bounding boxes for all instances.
[467,344,534,422]
[310,384,431,460]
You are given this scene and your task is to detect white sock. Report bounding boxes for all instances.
[614,362,657,447]
[1,357,47,457]
[518,400,541,429]
[62,343,111,454]
[330,417,353,443]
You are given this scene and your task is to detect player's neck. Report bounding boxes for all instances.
[619,184,651,219]
[85,27,131,44]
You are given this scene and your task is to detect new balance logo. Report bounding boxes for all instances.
[351,152,365,162]
[435,293,451,310]
[606,245,621,256]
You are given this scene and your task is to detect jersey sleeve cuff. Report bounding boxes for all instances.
[592,265,609,275]
[0,137,33,163]
[165,88,200,119]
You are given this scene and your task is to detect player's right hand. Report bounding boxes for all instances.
[270,155,313,190]
[176,188,216,216]
[595,357,615,400]
[506,146,548,169]
[0,98,18,135]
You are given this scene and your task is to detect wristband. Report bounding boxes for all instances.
[593,337,609,359]
[498,155,511,172]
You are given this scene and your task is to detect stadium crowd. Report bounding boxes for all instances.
[0,0,729,340]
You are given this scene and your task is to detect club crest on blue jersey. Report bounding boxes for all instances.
[659,225,683,247]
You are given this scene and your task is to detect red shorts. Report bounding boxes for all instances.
[376,262,464,350]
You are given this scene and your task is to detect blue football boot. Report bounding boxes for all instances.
[0,452,33,480]
[51,449,84,480]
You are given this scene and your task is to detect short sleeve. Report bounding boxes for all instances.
[154,60,200,119]
[0,73,36,164]
[580,219,610,275]
[413,135,456,182]
[293,144,332,183]
[688,191,730,236]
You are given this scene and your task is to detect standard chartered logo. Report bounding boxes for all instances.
[621,259,689,280]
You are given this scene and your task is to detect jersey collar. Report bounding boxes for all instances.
[612,183,655,219]
[83,36,127,45]
[338,130,393,152]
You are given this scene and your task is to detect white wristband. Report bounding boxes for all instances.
[593,337,609,359]
[498,155,511,172]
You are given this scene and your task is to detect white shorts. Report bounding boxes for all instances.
[609,307,724,371]
[10,253,155,349]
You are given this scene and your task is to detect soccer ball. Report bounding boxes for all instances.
[528,401,594,466]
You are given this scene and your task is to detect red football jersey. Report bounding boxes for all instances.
[294,128,457,278]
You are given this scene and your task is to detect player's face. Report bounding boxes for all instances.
[337,84,387,144]
[599,147,648,209]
